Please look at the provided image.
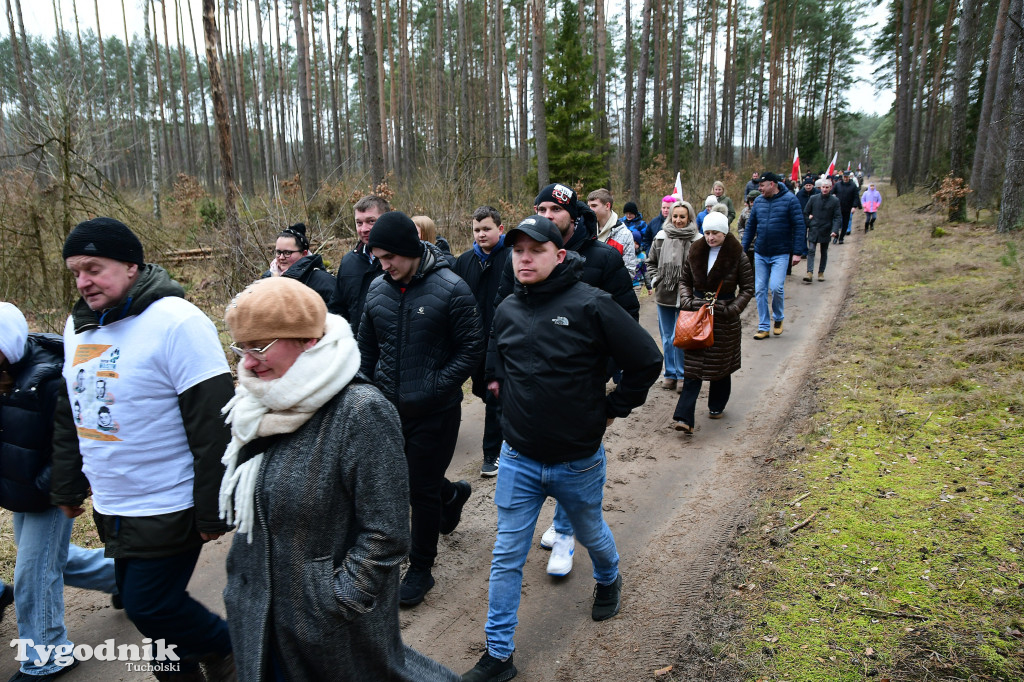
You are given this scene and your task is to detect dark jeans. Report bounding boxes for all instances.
[402,404,461,570]
[673,376,732,427]
[806,240,829,274]
[114,546,231,670]
[483,392,503,459]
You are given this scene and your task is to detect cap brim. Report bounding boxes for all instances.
[507,226,560,246]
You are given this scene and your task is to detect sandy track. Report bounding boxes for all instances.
[0,228,861,681]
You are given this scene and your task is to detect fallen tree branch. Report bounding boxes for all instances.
[789,512,817,533]
[789,492,811,506]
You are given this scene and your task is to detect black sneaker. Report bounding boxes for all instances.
[592,574,622,621]
[0,582,13,623]
[399,567,435,607]
[480,453,499,478]
[111,592,124,610]
[440,480,472,534]
[462,652,517,682]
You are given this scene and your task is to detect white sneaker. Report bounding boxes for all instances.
[540,523,557,549]
[546,533,575,576]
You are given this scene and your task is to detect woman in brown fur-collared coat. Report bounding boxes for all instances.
[672,212,754,434]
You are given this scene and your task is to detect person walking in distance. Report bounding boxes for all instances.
[803,179,841,282]
[454,206,511,478]
[358,211,483,607]
[861,183,882,231]
[740,173,806,340]
[461,216,661,682]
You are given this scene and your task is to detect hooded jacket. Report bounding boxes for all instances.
[741,182,808,258]
[0,334,64,513]
[622,212,648,251]
[358,242,483,419]
[489,253,662,463]
[495,204,639,321]
[328,242,383,333]
[832,179,863,214]
[596,211,639,278]
[50,264,234,558]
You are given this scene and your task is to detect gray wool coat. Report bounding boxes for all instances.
[222,381,460,682]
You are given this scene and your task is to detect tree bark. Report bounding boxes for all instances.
[892,0,916,195]
[145,0,162,220]
[293,0,318,194]
[948,0,981,220]
[970,0,1009,203]
[997,16,1024,233]
[629,0,653,201]
[202,0,241,256]
[187,0,216,191]
[624,0,633,191]
[360,0,385,186]
[531,0,549,189]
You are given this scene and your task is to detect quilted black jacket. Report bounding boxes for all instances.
[357,242,483,418]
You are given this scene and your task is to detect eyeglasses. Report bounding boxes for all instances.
[275,249,300,257]
[229,339,279,362]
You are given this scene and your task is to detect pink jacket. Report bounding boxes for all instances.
[861,188,882,213]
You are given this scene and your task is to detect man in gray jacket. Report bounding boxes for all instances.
[803,180,841,282]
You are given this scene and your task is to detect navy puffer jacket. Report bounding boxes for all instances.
[358,242,483,419]
[741,182,807,258]
[0,334,64,513]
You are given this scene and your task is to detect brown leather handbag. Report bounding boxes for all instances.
[673,281,723,350]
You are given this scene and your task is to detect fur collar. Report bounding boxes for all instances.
[688,234,744,290]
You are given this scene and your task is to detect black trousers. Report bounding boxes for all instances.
[402,404,461,570]
[672,376,732,426]
[482,392,503,459]
[115,546,232,671]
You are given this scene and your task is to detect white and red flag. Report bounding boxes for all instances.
[791,148,800,182]
[673,172,683,200]
[826,152,838,177]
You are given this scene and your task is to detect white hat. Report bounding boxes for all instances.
[703,212,729,235]
[0,302,28,364]
[704,195,718,207]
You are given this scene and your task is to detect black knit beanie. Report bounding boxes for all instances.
[62,217,144,265]
[367,211,423,258]
[535,183,580,219]
[623,201,639,215]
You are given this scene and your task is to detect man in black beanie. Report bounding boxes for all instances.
[358,211,483,607]
[52,217,236,679]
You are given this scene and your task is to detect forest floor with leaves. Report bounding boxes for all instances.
[0,186,1021,681]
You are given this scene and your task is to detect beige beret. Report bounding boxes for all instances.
[225,277,326,343]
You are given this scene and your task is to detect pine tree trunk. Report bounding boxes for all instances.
[623,0,633,191]
[121,0,141,186]
[531,0,549,189]
[375,0,388,175]
[187,0,216,191]
[145,0,162,220]
[293,0,318,195]
[908,0,931,183]
[970,0,1009,203]
[174,0,196,180]
[948,0,980,220]
[254,0,275,188]
[922,0,957,183]
[326,0,342,176]
[997,18,1024,233]
[360,0,385,185]
[977,0,1023,207]
[629,0,653,201]
[203,0,242,279]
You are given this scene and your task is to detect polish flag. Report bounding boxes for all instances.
[826,152,838,177]
[791,148,800,182]
[673,172,683,200]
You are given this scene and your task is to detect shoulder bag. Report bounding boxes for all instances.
[673,281,723,350]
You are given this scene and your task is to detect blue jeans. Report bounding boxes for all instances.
[753,253,789,331]
[485,443,619,660]
[13,507,116,675]
[656,304,685,380]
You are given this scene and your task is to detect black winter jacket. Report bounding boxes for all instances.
[264,253,336,305]
[832,179,863,215]
[453,240,512,398]
[0,334,64,513]
[358,242,483,419]
[328,243,383,333]
[495,205,639,320]
[490,253,662,463]
[804,192,842,244]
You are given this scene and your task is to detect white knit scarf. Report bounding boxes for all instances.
[219,314,360,541]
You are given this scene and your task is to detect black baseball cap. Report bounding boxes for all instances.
[506,215,564,248]
[756,171,783,184]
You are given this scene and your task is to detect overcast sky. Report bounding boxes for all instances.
[21,0,894,117]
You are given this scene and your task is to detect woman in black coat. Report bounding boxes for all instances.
[672,212,754,434]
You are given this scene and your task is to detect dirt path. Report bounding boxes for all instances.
[1,225,863,681]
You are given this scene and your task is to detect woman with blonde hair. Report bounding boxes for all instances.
[647,200,697,392]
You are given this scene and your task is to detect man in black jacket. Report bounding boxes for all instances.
[494,183,639,576]
[453,206,510,478]
[358,211,483,608]
[462,216,661,682]
[832,170,862,243]
[327,195,389,332]
[52,218,235,680]
[803,180,841,281]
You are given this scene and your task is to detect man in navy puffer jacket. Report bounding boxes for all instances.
[358,211,483,609]
[741,172,807,339]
